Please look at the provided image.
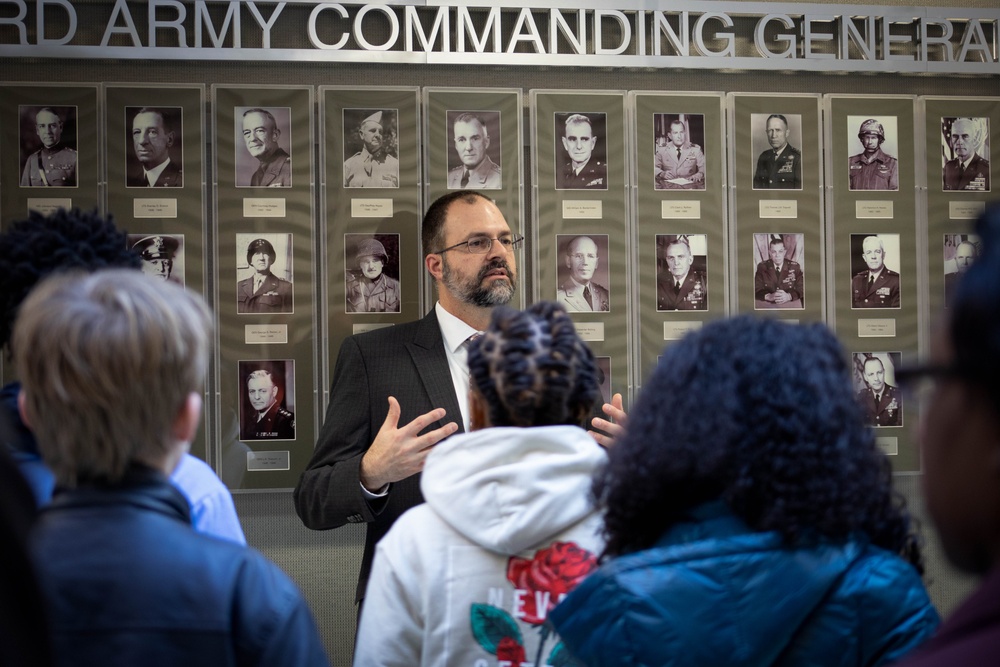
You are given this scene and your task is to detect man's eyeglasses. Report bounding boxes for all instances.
[433,234,524,255]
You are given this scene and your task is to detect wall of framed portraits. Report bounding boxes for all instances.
[2,10,998,658]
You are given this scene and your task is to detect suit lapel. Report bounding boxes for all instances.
[407,311,465,434]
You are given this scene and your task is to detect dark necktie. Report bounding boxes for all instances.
[583,286,593,309]
[674,280,681,294]
[868,274,875,287]
[460,170,470,188]
[676,146,681,160]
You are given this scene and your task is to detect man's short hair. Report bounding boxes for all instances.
[35,107,62,122]
[563,114,593,134]
[453,112,487,134]
[246,369,276,388]
[766,114,788,128]
[769,236,785,249]
[669,119,685,132]
[863,357,884,373]
[14,270,212,488]
[134,107,172,133]
[242,108,276,126]
[421,191,492,256]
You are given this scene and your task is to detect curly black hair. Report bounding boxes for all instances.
[596,315,922,571]
[950,204,1000,415]
[0,208,140,351]
[468,301,600,429]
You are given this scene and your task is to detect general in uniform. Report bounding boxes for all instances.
[857,384,902,427]
[849,149,898,191]
[243,399,295,440]
[251,147,291,187]
[754,259,804,307]
[558,160,607,190]
[447,155,501,190]
[346,273,401,313]
[657,271,707,311]
[21,144,77,187]
[753,145,802,189]
[557,278,610,312]
[852,268,900,308]
[237,272,292,313]
[344,150,399,188]
[943,153,990,191]
[655,143,705,190]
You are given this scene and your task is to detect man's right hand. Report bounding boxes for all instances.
[359,396,458,492]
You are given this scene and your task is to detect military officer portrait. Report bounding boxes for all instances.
[555,112,608,190]
[556,234,611,312]
[853,353,903,428]
[238,362,296,441]
[125,107,183,188]
[128,233,185,286]
[941,117,990,192]
[236,107,292,187]
[236,234,294,314]
[656,234,708,311]
[851,234,901,309]
[343,109,399,189]
[446,111,502,190]
[653,114,706,190]
[344,233,401,313]
[944,235,979,308]
[753,233,804,309]
[847,117,899,191]
[751,113,802,190]
[19,105,77,188]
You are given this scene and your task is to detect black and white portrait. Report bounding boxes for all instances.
[19,105,78,188]
[447,110,502,190]
[852,352,903,427]
[235,106,292,187]
[940,117,990,192]
[125,107,183,188]
[128,233,185,287]
[847,116,899,191]
[238,359,296,441]
[850,234,901,309]
[236,233,294,315]
[653,114,706,190]
[753,233,805,310]
[555,234,610,312]
[944,234,980,308]
[344,233,401,314]
[751,113,802,190]
[656,234,707,311]
[343,108,399,188]
[555,112,608,190]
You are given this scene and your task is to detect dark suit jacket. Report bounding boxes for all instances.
[250,147,291,187]
[754,259,803,303]
[293,310,464,602]
[127,159,183,187]
[657,271,707,311]
[753,145,802,189]
[857,384,902,427]
[852,268,900,308]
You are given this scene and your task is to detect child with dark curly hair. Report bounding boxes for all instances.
[355,302,607,666]
[550,316,939,666]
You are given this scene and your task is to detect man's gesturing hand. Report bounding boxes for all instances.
[588,392,627,449]
[359,396,459,492]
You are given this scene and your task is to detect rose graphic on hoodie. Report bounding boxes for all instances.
[470,541,596,666]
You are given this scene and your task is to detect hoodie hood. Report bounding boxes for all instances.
[420,424,606,555]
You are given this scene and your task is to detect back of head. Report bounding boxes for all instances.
[950,205,1000,412]
[14,270,212,488]
[468,301,599,428]
[0,208,140,352]
[597,315,918,566]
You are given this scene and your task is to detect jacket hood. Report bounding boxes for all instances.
[420,425,606,555]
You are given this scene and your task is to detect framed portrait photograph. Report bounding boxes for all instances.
[852,352,903,428]
[939,116,991,192]
[236,232,294,315]
[850,233,901,309]
[847,115,900,191]
[128,233,185,287]
[342,108,400,189]
[344,233,401,314]
[555,234,611,312]
[656,234,708,311]
[652,113,706,191]
[234,106,292,188]
[554,112,608,190]
[753,233,805,310]
[445,110,502,190]
[124,106,183,188]
[750,113,803,191]
[238,359,296,441]
[19,104,78,188]
[943,233,981,308]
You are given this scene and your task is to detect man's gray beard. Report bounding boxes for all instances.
[442,257,516,308]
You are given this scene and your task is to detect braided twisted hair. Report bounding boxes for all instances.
[468,301,600,428]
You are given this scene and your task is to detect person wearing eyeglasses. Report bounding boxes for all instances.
[892,205,1000,666]
[557,235,610,312]
[294,191,523,615]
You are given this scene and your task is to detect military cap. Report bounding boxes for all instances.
[246,238,276,265]
[132,235,178,261]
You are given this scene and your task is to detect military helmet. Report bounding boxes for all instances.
[355,237,387,262]
[246,238,276,265]
[858,119,885,143]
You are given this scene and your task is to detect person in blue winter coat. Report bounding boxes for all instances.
[550,316,940,666]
